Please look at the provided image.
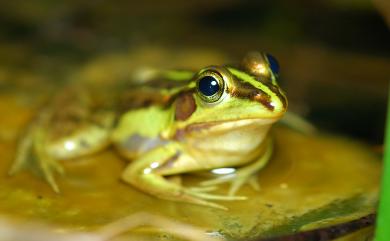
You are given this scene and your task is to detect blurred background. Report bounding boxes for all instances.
[0,0,389,144]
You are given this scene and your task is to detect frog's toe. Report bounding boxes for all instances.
[228,174,261,196]
[186,189,247,201]
[248,176,261,191]
[9,128,35,176]
[50,161,65,176]
[44,170,60,193]
[188,186,218,193]
[227,176,251,196]
[182,188,246,210]
[181,195,228,210]
[40,159,64,193]
[201,172,260,196]
[35,145,64,193]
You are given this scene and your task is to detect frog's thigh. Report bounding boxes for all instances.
[47,123,113,160]
[11,113,113,193]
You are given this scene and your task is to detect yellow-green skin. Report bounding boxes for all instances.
[10,52,287,209]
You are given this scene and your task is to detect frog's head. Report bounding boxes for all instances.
[174,52,287,127]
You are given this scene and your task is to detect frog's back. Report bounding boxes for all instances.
[116,69,195,113]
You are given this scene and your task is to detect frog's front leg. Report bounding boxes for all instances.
[201,138,273,196]
[121,142,246,210]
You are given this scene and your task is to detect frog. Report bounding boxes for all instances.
[9,52,287,209]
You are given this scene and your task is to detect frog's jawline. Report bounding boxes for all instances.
[174,118,278,140]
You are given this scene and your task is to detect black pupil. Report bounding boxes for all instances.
[198,76,220,96]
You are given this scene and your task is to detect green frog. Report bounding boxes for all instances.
[10,52,287,209]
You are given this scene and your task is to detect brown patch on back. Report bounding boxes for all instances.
[174,92,197,121]
[46,87,104,141]
[117,76,191,113]
[118,88,172,112]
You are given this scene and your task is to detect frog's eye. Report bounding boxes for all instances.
[196,71,225,103]
[265,53,280,76]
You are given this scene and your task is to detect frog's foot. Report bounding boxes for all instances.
[188,185,218,193]
[11,125,64,193]
[35,152,65,193]
[34,127,65,193]
[200,171,260,196]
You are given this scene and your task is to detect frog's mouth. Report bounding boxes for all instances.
[180,117,279,136]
